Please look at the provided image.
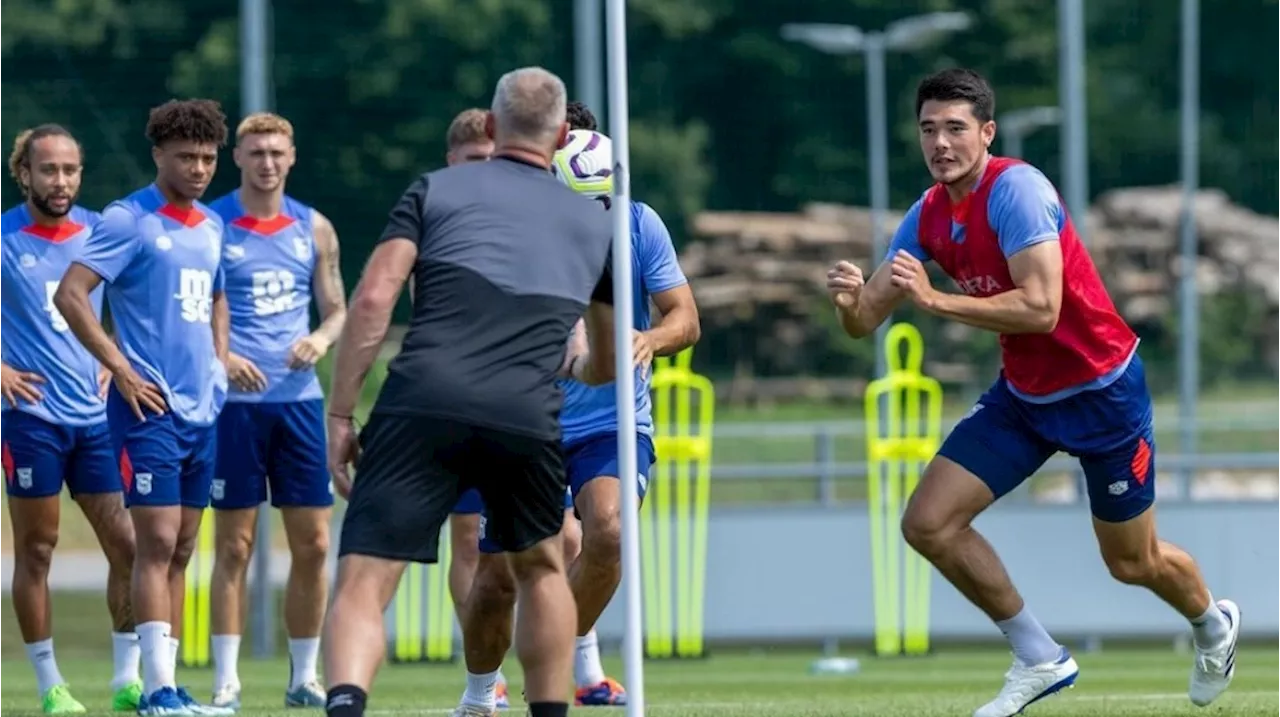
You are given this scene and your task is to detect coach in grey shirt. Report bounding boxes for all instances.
[321,66,617,717]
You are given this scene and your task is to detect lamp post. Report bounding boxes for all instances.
[781,13,973,381]
[1000,106,1062,159]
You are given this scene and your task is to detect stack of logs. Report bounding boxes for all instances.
[680,186,1279,401]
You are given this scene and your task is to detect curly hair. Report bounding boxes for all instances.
[915,68,995,122]
[8,124,80,195]
[566,101,598,131]
[145,99,229,148]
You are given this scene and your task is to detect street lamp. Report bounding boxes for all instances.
[781,13,973,380]
[1000,106,1062,159]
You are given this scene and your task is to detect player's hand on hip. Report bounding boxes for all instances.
[96,367,112,401]
[113,367,167,421]
[632,330,655,378]
[826,261,865,308]
[889,250,936,304]
[326,415,360,499]
[0,362,45,408]
[227,352,268,392]
[287,335,330,369]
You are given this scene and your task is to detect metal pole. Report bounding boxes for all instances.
[1176,0,1200,489]
[1058,0,1089,244]
[865,35,890,380]
[605,0,645,713]
[576,0,605,126]
[240,0,275,660]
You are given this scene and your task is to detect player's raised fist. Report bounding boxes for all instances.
[826,261,865,308]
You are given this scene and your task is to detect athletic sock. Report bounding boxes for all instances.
[1190,593,1231,648]
[26,638,66,695]
[288,637,321,690]
[995,606,1062,666]
[574,629,606,687]
[528,702,569,717]
[136,622,175,697]
[325,684,366,717]
[168,637,180,678]
[110,632,142,690]
[211,634,242,691]
[460,669,499,708]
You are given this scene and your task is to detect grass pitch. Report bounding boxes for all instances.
[1,648,1276,717]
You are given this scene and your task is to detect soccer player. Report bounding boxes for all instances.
[321,66,616,717]
[454,125,701,713]
[826,68,1239,717]
[2,125,142,714]
[54,99,235,717]
[437,106,517,709]
[204,112,348,709]
[445,108,495,165]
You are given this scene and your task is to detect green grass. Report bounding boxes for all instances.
[1,646,1276,716]
[3,593,1278,716]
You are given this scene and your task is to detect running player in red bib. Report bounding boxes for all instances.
[826,69,1239,717]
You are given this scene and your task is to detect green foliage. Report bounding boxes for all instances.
[2,0,1274,384]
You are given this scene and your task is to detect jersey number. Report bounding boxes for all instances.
[251,270,298,316]
[176,269,213,323]
[44,281,69,332]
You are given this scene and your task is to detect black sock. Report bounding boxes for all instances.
[528,702,569,717]
[325,684,367,717]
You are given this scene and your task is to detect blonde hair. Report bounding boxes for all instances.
[236,112,294,143]
[8,125,79,195]
[446,109,488,151]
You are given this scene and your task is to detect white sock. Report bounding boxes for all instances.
[137,622,176,697]
[496,668,507,687]
[211,634,242,691]
[1191,593,1230,648]
[110,632,142,690]
[169,637,180,676]
[287,637,321,690]
[26,638,66,695]
[995,606,1062,666]
[460,669,499,708]
[574,629,606,687]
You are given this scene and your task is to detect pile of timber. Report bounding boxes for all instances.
[682,186,1279,399]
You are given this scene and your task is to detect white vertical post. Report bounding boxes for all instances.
[605,0,645,714]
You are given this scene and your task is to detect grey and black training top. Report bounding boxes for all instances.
[372,155,614,440]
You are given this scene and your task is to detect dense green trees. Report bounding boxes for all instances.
[3,0,1274,386]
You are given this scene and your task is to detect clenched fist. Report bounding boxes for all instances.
[826,261,865,308]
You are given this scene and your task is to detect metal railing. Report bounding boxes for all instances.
[700,415,1279,506]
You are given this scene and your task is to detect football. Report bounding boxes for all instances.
[552,129,614,199]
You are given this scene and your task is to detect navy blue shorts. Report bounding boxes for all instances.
[212,399,332,510]
[477,431,655,553]
[107,386,217,509]
[938,354,1156,523]
[2,412,121,498]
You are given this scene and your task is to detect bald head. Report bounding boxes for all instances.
[489,66,568,157]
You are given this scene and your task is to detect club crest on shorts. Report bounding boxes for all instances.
[16,467,32,489]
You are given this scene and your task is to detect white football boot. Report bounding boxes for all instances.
[1189,598,1241,707]
[973,646,1079,717]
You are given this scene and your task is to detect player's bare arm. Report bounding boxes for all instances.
[829,259,907,338]
[636,284,700,367]
[211,290,230,365]
[54,263,166,419]
[574,302,616,386]
[893,241,1063,334]
[289,210,347,369]
[326,236,415,496]
[559,318,589,378]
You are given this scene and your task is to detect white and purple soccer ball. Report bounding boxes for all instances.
[552,129,614,200]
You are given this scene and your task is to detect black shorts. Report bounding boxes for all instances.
[338,414,567,563]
